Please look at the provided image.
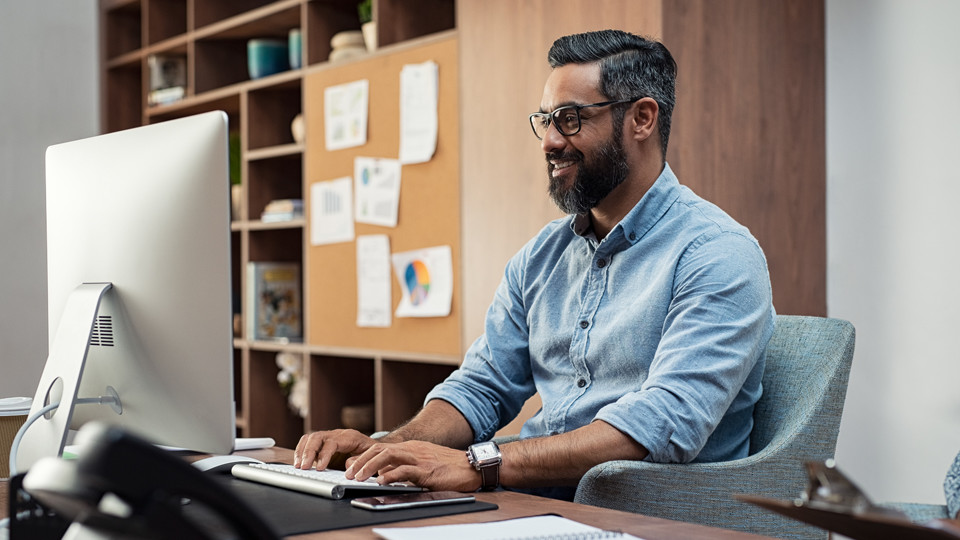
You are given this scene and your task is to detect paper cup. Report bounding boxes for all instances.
[1,397,32,478]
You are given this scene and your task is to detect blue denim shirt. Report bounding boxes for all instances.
[426,164,775,464]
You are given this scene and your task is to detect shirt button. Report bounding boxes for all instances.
[579,320,589,329]
[596,259,607,268]
[577,378,587,388]
[629,232,637,241]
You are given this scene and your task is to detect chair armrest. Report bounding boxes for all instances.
[575,458,826,539]
[877,502,949,522]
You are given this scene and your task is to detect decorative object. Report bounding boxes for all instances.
[231,184,242,220]
[329,30,366,62]
[358,0,375,51]
[146,54,186,106]
[288,28,302,69]
[247,38,289,79]
[291,113,305,144]
[276,352,308,418]
[361,22,377,52]
[340,403,375,433]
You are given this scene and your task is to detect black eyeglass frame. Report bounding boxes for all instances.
[528,97,642,140]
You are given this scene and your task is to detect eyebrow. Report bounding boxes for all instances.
[537,101,582,114]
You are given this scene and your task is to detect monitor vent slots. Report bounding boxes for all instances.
[90,315,115,347]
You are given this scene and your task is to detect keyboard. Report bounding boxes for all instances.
[231,462,425,500]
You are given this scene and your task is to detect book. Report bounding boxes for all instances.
[147,85,185,106]
[261,198,304,222]
[246,262,302,341]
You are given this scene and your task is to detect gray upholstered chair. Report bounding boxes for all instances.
[573,315,856,540]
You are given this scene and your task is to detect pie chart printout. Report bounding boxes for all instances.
[404,259,430,306]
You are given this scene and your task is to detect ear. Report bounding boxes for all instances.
[628,97,659,143]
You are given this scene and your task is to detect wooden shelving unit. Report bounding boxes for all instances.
[99,0,456,447]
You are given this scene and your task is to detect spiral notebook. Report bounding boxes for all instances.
[371,514,644,539]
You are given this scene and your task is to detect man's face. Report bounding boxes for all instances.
[538,63,630,215]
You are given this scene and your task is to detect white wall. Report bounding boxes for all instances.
[828,0,960,504]
[0,2,98,397]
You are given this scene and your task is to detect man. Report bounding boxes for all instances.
[295,29,775,499]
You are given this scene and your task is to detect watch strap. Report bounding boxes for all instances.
[478,460,499,491]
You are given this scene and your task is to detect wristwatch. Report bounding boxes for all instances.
[466,441,502,491]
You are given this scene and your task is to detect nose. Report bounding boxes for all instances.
[540,120,566,154]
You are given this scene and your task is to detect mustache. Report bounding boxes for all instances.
[545,150,583,163]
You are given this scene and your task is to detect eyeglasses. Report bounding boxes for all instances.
[528,97,641,140]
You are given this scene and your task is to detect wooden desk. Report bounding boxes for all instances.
[3,446,775,540]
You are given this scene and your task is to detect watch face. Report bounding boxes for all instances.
[472,442,499,461]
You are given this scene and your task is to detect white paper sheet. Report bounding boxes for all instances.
[310,177,355,245]
[354,157,402,227]
[391,245,452,318]
[356,234,392,328]
[372,514,643,540]
[324,79,369,151]
[398,61,439,164]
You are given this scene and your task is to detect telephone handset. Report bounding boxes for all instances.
[21,422,279,540]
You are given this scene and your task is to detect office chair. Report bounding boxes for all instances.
[573,315,856,540]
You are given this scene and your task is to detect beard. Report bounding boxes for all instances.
[547,133,630,215]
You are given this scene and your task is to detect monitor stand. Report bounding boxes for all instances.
[16,282,122,473]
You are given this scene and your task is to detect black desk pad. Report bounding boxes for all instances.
[192,475,498,537]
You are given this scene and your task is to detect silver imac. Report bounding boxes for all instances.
[16,111,235,472]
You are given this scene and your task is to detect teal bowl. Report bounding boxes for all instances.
[247,39,289,79]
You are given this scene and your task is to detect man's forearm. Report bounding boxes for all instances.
[500,420,649,487]
[380,399,475,449]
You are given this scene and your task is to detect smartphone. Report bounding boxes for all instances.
[350,491,476,511]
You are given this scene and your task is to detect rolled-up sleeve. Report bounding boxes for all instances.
[425,249,538,443]
[595,231,774,463]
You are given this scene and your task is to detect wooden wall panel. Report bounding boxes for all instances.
[662,0,826,316]
[457,0,664,348]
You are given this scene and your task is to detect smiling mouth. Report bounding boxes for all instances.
[549,158,578,177]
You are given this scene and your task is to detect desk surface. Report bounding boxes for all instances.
[3,446,774,540]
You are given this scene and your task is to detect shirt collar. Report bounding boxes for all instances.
[569,163,682,246]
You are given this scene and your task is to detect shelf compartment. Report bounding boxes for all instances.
[378,360,457,431]
[103,63,142,133]
[246,349,306,447]
[194,0,286,30]
[247,153,303,221]
[248,227,302,263]
[247,81,302,150]
[305,0,365,65]
[146,0,187,45]
[376,0,455,48]
[308,355,375,432]
[193,3,301,94]
[103,0,142,59]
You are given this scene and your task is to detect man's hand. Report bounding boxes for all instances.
[344,440,481,492]
[294,429,378,471]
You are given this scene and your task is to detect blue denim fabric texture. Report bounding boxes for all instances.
[426,164,775,464]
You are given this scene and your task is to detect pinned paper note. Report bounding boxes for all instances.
[399,61,438,164]
[356,235,392,328]
[354,157,401,227]
[324,79,369,151]
[310,177,354,245]
[392,245,452,318]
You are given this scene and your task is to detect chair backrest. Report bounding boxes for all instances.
[749,315,856,463]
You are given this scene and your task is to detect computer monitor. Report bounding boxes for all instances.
[15,111,235,472]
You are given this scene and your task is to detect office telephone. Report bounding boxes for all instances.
[19,422,279,540]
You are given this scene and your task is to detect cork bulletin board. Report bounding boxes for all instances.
[303,34,460,356]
